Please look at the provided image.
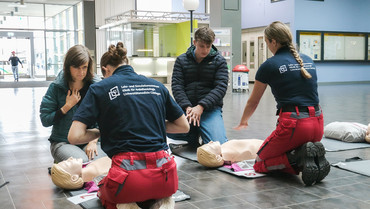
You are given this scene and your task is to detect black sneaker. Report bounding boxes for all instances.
[299,142,320,186]
[313,142,330,183]
[168,143,185,150]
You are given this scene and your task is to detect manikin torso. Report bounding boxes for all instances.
[221,139,263,163]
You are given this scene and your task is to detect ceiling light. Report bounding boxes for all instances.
[8,2,26,8]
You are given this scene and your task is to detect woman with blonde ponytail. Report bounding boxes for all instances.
[235,21,329,186]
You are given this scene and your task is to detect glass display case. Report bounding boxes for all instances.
[212,27,232,71]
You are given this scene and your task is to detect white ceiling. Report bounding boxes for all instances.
[0,0,82,17]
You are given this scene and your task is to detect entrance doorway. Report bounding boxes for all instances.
[0,35,32,80]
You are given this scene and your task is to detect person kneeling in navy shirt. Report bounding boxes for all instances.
[68,42,189,209]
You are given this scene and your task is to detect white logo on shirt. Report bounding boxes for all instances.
[109,86,120,100]
[279,65,288,74]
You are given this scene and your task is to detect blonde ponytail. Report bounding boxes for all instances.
[288,43,312,79]
[265,21,312,79]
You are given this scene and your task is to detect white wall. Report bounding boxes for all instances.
[95,0,135,27]
[137,0,172,12]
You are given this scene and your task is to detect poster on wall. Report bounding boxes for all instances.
[299,32,321,60]
[368,37,370,60]
[324,33,345,60]
[324,33,365,60]
[344,35,365,60]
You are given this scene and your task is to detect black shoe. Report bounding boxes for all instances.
[299,142,320,186]
[313,142,330,183]
[169,143,186,150]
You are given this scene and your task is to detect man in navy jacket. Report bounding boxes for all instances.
[8,51,23,81]
[169,27,229,147]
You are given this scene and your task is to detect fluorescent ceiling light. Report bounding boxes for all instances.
[8,4,26,8]
[137,49,153,52]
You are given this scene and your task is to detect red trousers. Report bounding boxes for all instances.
[254,106,324,174]
[98,150,178,209]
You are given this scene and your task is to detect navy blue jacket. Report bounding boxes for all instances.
[40,71,101,143]
[73,65,183,158]
[171,45,229,110]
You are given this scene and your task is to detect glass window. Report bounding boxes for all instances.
[33,31,46,77]
[45,4,72,30]
[45,31,67,77]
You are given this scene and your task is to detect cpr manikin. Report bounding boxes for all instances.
[51,157,111,190]
[197,139,264,168]
[51,157,173,209]
[367,123,370,143]
[324,122,370,143]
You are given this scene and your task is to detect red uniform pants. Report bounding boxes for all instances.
[254,106,324,174]
[98,150,178,209]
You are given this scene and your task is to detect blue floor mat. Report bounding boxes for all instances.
[321,137,370,152]
[332,159,370,177]
[68,189,190,209]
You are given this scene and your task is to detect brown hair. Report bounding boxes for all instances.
[194,27,215,45]
[100,42,128,76]
[63,45,94,83]
[264,21,312,79]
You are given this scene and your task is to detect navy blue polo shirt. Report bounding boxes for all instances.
[9,56,22,66]
[256,47,319,110]
[73,65,183,158]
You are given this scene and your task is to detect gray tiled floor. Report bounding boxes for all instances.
[0,82,369,209]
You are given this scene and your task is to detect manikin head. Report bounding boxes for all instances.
[197,139,264,168]
[51,157,84,189]
[366,123,370,143]
[197,141,224,168]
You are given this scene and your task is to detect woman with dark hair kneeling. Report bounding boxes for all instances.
[68,42,189,209]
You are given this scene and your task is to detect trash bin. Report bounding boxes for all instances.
[232,65,249,92]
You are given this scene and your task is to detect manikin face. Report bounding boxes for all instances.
[58,157,83,176]
[203,141,222,155]
[193,40,212,60]
[70,62,88,82]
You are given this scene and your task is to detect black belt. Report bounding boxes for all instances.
[277,105,320,114]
